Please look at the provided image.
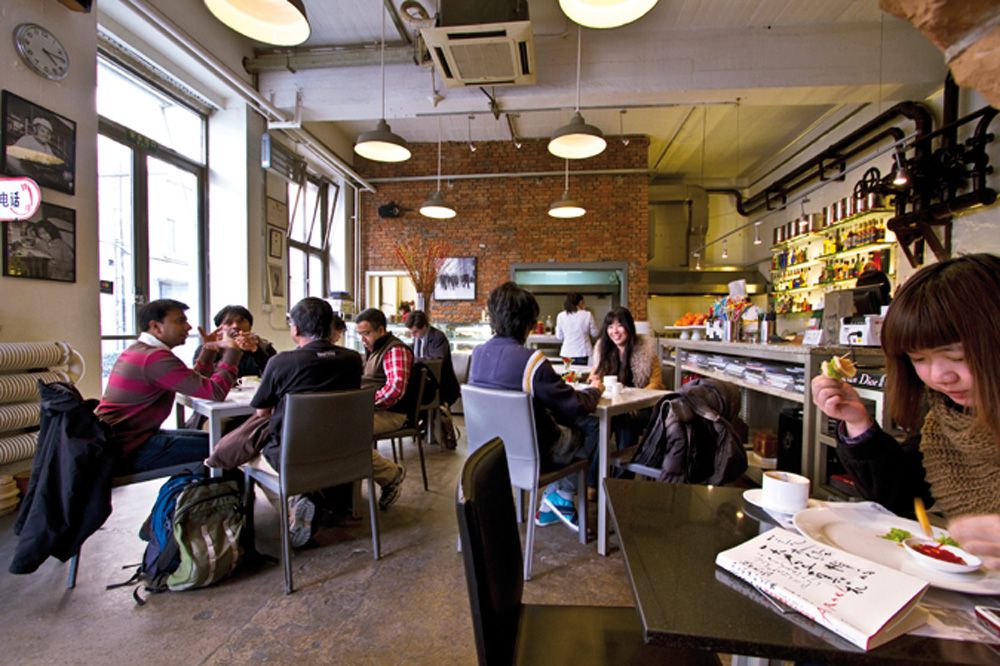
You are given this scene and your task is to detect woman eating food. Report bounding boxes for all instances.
[811,253,1000,568]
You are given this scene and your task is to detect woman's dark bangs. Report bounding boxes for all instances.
[883,287,960,356]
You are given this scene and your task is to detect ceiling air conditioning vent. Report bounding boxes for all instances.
[422,21,536,89]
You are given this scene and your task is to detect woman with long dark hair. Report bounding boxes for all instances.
[555,292,599,365]
[586,307,665,491]
[812,254,1000,568]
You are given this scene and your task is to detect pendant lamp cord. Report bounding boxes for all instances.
[437,117,443,190]
[575,25,582,112]
[564,159,569,192]
[380,3,386,119]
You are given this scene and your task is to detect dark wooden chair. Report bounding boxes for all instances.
[456,437,721,666]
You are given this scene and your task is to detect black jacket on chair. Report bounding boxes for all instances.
[9,381,115,575]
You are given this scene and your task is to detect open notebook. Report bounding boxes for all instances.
[716,528,929,651]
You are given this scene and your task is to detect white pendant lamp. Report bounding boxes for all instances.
[559,0,659,29]
[204,0,311,46]
[549,161,586,218]
[421,120,456,219]
[355,3,411,162]
[548,26,606,160]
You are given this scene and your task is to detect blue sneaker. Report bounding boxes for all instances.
[535,507,562,527]
[542,490,579,532]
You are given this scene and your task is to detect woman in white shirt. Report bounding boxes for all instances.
[555,292,599,365]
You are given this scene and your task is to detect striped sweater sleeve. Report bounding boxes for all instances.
[149,347,239,400]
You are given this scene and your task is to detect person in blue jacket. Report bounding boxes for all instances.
[469,281,601,530]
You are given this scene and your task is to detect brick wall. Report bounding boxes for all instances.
[358,136,650,323]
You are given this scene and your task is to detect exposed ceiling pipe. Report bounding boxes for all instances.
[368,168,646,183]
[117,0,375,192]
[245,45,414,73]
[723,101,933,219]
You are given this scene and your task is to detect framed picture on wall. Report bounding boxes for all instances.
[1,91,76,195]
[267,225,284,260]
[2,202,76,282]
[434,256,476,301]
[266,263,285,302]
[266,196,288,230]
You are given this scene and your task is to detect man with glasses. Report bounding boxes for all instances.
[355,308,410,506]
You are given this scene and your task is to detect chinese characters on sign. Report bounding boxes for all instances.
[0,177,41,221]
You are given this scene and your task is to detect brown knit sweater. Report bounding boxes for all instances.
[920,393,1000,516]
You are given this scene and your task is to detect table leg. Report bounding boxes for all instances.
[209,414,224,479]
[597,410,611,556]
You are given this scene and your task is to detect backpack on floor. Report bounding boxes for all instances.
[115,472,244,602]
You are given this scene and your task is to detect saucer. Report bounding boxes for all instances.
[742,488,820,515]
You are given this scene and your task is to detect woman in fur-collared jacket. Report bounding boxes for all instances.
[589,307,664,392]
[587,308,665,492]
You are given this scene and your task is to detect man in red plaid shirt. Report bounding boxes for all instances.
[356,308,409,509]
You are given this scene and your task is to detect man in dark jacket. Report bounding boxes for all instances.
[193,305,276,378]
[469,282,600,531]
[405,310,459,405]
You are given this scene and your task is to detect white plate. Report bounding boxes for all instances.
[742,489,821,514]
[793,504,1000,594]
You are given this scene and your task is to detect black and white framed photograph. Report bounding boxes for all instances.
[3,202,76,282]
[1,91,76,195]
[267,225,284,260]
[266,263,285,302]
[434,256,476,301]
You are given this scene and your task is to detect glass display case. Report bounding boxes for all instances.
[343,321,492,354]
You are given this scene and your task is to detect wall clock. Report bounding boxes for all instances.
[13,23,70,81]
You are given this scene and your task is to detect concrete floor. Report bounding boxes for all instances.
[0,420,639,665]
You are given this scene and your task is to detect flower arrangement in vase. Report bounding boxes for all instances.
[394,237,449,315]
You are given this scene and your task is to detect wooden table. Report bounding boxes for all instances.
[593,386,668,556]
[175,386,257,476]
[604,480,999,664]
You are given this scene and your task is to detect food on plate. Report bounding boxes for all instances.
[913,542,967,565]
[880,527,912,544]
[820,354,857,381]
[936,535,961,547]
[561,371,577,383]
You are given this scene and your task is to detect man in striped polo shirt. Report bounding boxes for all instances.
[97,299,248,473]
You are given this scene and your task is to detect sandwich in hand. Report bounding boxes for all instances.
[821,354,857,381]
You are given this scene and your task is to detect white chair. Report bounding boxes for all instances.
[460,384,587,581]
[450,352,471,415]
[242,388,378,594]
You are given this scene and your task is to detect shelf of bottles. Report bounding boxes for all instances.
[768,194,896,315]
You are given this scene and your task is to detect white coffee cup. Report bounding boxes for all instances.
[603,376,620,395]
[761,470,810,513]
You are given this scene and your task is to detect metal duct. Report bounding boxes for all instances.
[648,184,707,270]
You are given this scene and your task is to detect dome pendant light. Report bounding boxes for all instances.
[355,4,410,162]
[559,0,659,29]
[549,160,586,218]
[548,26,606,160]
[204,0,311,46]
[421,120,456,219]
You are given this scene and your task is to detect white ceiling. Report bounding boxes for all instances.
[250,0,947,187]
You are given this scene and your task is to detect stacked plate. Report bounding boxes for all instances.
[0,474,20,516]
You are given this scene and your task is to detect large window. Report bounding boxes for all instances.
[96,56,207,383]
[286,177,339,302]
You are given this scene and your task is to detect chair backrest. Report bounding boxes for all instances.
[456,437,523,666]
[404,365,429,425]
[452,352,471,384]
[421,358,443,409]
[280,388,376,496]
[459,385,539,491]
